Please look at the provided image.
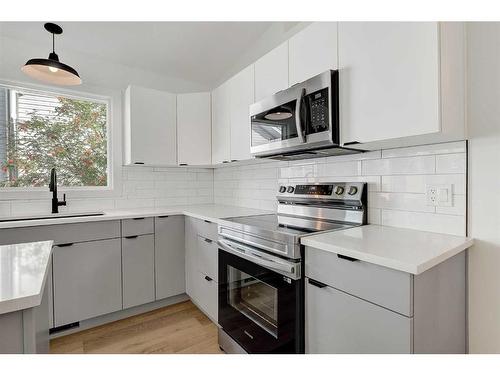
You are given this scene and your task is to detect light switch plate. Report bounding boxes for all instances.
[426,184,453,207]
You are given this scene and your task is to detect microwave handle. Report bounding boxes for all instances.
[295,88,306,143]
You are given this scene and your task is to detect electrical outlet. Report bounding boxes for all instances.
[426,184,453,207]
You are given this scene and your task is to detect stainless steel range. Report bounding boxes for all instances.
[217,182,367,354]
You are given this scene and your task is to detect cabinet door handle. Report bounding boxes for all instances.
[157,215,170,218]
[222,160,230,164]
[337,254,359,262]
[57,242,74,247]
[125,235,139,239]
[134,162,145,165]
[204,220,211,224]
[230,160,238,162]
[132,217,145,220]
[204,238,213,244]
[205,276,213,282]
[308,278,327,288]
[179,163,188,166]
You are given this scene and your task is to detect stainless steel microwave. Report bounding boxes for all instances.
[250,70,362,160]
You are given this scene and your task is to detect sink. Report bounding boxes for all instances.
[0,211,105,223]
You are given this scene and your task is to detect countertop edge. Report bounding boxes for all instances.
[301,236,474,275]
[0,240,54,315]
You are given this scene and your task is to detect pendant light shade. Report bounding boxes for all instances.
[21,23,81,86]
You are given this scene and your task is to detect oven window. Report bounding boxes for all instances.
[227,265,278,337]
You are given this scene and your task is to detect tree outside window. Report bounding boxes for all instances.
[0,86,108,188]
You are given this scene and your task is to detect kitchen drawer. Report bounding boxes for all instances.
[305,246,413,316]
[122,217,154,237]
[195,271,218,323]
[197,235,218,282]
[0,220,120,246]
[306,278,412,353]
[194,217,218,241]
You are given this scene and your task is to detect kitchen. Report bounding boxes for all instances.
[0,1,499,372]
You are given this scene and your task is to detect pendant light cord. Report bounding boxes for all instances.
[52,32,55,53]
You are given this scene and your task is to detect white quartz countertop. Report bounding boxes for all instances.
[0,241,53,314]
[0,204,273,230]
[301,224,474,275]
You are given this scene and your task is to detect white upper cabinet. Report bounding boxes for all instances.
[124,85,177,166]
[177,92,212,166]
[254,41,289,101]
[228,65,255,161]
[338,22,465,149]
[289,22,338,85]
[211,81,231,164]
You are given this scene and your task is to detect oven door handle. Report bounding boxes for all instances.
[218,239,299,278]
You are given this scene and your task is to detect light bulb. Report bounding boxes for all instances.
[48,66,59,73]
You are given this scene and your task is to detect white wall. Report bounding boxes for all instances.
[467,22,500,353]
[214,141,467,236]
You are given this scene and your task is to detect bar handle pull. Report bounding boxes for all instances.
[308,278,327,288]
[337,254,359,262]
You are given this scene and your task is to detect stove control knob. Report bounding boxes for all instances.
[287,186,295,193]
[348,186,358,195]
[334,186,345,195]
[279,186,287,193]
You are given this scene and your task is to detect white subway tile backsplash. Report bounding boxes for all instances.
[214,141,467,237]
[362,155,435,175]
[435,153,466,174]
[381,174,466,195]
[381,210,466,236]
[369,192,435,213]
[382,141,466,158]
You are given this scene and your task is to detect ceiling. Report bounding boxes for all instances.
[0,22,295,88]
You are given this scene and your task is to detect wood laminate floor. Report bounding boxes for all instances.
[50,301,224,354]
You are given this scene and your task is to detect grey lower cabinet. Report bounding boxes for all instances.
[305,246,467,354]
[122,234,155,309]
[53,238,122,327]
[185,217,218,323]
[306,279,412,354]
[154,215,186,300]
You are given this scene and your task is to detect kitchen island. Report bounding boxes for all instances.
[0,240,53,353]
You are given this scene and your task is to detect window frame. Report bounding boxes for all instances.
[0,79,123,200]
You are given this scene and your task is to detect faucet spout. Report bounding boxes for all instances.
[49,168,66,214]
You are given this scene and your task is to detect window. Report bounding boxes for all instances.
[0,85,109,188]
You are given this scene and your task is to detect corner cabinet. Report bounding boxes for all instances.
[177,92,212,166]
[211,81,231,164]
[338,22,466,150]
[124,85,177,166]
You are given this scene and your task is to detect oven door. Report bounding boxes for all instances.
[218,244,303,353]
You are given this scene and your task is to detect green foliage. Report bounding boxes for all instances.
[1,96,108,188]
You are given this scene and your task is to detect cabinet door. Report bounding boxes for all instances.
[184,217,199,300]
[122,234,155,309]
[155,216,186,300]
[53,239,122,327]
[289,22,338,85]
[338,22,440,146]
[177,92,212,165]
[195,271,218,323]
[254,41,289,101]
[229,65,254,161]
[124,85,177,166]
[305,279,412,354]
[211,82,231,164]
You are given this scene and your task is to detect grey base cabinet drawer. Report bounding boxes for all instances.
[122,234,155,309]
[53,238,122,327]
[155,215,186,300]
[122,217,154,237]
[306,278,412,354]
[194,271,218,323]
[305,246,413,316]
[197,235,218,282]
[0,220,120,246]
[189,217,218,242]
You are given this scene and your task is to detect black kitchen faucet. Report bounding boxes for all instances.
[49,168,67,214]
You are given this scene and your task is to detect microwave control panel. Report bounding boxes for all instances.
[307,88,329,134]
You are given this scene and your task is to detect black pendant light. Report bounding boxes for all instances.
[21,23,82,86]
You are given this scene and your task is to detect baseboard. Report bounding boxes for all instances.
[49,293,189,339]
